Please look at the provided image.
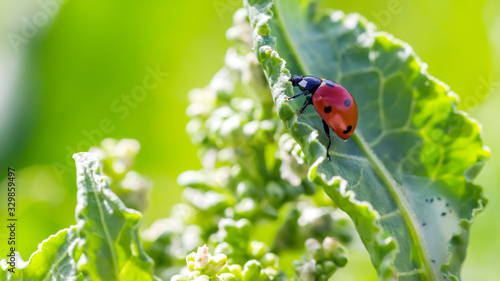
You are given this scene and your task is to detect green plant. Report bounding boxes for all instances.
[1,1,487,280]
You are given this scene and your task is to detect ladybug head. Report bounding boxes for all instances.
[289,75,303,86]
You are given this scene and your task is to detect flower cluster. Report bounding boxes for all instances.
[171,245,283,281]
[293,238,347,281]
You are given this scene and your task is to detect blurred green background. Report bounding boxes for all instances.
[0,0,498,279]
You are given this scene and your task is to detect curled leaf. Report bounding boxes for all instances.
[72,152,157,281]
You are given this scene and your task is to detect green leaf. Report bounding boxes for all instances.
[72,152,157,281]
[1,226,82,281]
[244,0,488,280]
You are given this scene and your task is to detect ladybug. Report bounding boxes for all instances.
[287,75,358,160]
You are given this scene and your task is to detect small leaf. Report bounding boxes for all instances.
[72,152,157,281]
[245,0,488,280]
[1,226,81,281]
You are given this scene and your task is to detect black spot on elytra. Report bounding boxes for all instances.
[437,197,441,201]
[441,212,446,216]
[446,203,449,207]
[422,222,426,226]
[430,198,434,203]
[344,99,351,107]
[324,106,332,113]
[343,125,352,134]
[431,260,436,263]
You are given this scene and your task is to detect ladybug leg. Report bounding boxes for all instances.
[322,120,332,161]
[285,90,309,100]
[297,96,313,115]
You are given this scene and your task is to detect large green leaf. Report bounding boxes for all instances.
[0,226,81,281]
[72,152,157,281]
[244,0,488,280]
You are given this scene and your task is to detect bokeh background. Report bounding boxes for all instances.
[0,0,498,279]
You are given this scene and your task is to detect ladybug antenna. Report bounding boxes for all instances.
[289,75,303,86]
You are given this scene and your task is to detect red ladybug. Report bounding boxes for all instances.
[287,75,358,160]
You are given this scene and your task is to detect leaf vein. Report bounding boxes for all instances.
[353,132,436,278]
[88,169,120,279]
